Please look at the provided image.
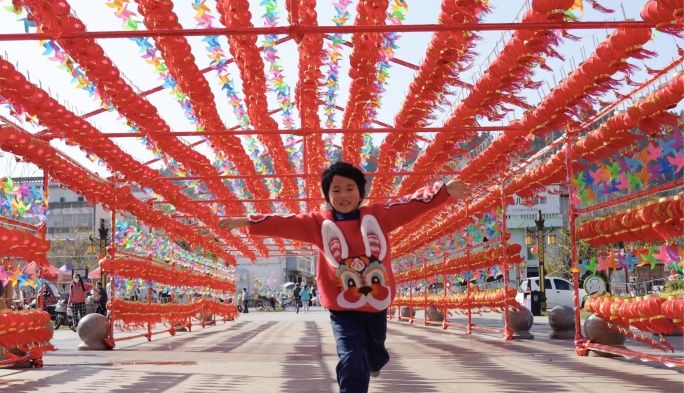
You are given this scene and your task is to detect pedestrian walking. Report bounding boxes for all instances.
[300,285,311,314]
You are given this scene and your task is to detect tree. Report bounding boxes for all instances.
[47,228,99,273]
[545,228,599,280]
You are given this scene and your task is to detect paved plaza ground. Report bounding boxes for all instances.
[1,308,682,392]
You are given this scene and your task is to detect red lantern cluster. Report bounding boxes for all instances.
[338,0,390,165]
[0,310,55,359]
[585,294,679,351]
[395,240,520,284]
[100,257,236,293]
[285,0,327,181]
[661,296,684,333]
[17,0,260,217]
[641,0,684,38]
[396,1,576,194]
[216,0,300,211]
[393,287,518,313]
[0,125,244,264]
[134,0,275,214]
[0,225,50,266]
[110,298,238,328]
[370,0,489,198]
[577,195,684,246]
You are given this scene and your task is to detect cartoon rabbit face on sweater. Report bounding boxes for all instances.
[322,215,391,310]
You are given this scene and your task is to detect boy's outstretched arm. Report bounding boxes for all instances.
[218,217,250,230]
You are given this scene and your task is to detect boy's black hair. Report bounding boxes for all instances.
[320,161,367,203]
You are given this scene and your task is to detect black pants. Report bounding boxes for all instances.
[243,300,249,313]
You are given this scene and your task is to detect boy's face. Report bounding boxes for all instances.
[328,175,361,214]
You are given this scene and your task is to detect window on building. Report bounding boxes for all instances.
[77,196,84,202]
[59,197,66,203]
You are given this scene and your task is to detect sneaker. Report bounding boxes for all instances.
[70,324,77,332]
[370,371,380,378]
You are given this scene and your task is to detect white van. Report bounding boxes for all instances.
[515,277,587,308]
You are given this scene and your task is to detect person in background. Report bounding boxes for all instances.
[242,288,249,314]
[299,285,311,314]
[95,282,108,316]
[293,283,302,314]
[68,273,94,331]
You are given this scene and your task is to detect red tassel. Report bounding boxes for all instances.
[590,1,614,13]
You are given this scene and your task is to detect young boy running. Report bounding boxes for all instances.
[219,161,468,392]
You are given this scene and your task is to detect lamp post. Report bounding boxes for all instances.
[525,210,557,313]
[88,219,109,286]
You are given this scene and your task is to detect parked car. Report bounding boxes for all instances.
[515,277,587,309]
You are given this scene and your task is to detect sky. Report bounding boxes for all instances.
[0,0,682,183]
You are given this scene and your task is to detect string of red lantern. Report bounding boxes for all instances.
[576,195,683,246]
[0,225,50,266]
[391,61,684,253]
[15,0,255,218]
[369,0,490,199]
[339,0,389,166]
[110,299,237,331]
[413,0,679,190]
[0,126,242,264]
[286,0,327,187]
[584,295,681,351]
[393,287,519,314]
[132,0,277,215]
[0,310,54,367]
[392,1,576,196]
[394,239,521,284]
[100,257,236,293]
[216,0,300,214]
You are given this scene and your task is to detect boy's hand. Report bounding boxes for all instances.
[446,179,469,199]
[218,217,250,230]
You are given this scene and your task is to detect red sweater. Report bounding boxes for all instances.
[248,183,450,312]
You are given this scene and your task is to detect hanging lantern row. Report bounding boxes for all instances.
[584,294,682,351]
[393,48,683,257]
[0,224,50,266]
[0,310,54,361]
[16,0,258,217]
[111,298,237,328]
[100,257,236,293]
[0,126,242,264]
[394,0,578,195]
[216,0,300,212]
[0,58,259,261]
[641,0,684,38]
[132,0,277,215]
[393,287,519,312]
[370,0,490,199]
[576,195,683,246]
[394,241,521,284]
[507,72,684,199]
[284,0,327,178]
[396,0,681,199]
[338,0,390,165]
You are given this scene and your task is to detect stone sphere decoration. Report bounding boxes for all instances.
[44,320,55,340]
[505,305,534,339]
[400,306,415,319]
[584,313,627,357]
[548,305,575,339]
[77,313,110,350]
[426,306,444,322]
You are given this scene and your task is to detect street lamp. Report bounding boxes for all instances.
[88,218,109,286]
[525,210,556,313]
